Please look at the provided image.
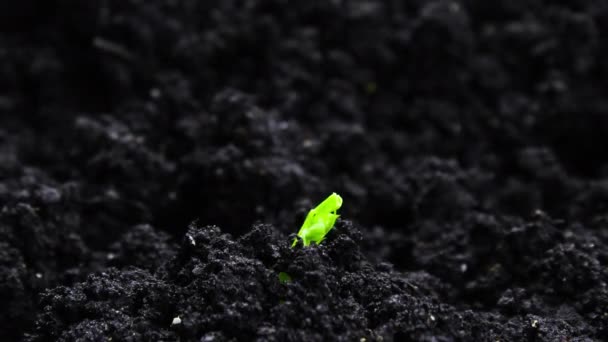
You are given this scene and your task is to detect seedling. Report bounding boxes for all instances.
[292,192,343,247]
[278,272,292,284]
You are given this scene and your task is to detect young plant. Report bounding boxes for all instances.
[292,192,343,247]
[278,272,292,284]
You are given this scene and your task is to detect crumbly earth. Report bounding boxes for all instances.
[1,0,607,341]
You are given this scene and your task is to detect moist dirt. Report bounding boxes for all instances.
[1,1,607,341]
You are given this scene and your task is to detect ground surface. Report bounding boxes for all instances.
[1,0,607,341]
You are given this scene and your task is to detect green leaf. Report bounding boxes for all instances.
[278,272,292,284]
[292,192,343,247]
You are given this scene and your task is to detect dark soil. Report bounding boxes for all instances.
[1,0,608,341]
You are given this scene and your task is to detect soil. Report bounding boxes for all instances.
[1,0,607,341]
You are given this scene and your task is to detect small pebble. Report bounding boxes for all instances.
[39,186,62,204]
[150,88,162,99]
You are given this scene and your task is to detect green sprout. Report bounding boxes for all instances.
[292,192,343,247]
[278,272,292,284]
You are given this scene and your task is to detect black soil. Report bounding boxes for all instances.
[1,0,607,341]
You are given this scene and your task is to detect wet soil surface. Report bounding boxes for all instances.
[1,0,607,341]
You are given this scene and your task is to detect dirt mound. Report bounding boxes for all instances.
[1,0,607,341]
